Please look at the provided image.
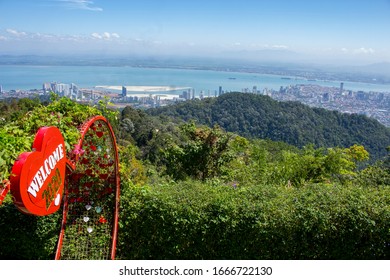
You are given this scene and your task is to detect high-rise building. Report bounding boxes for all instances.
[122,86,127,97]
[340,82,344,94]
[253,86,257,94]
[43,83,51,93]
[0,85,3,94]
[180,90,191,100]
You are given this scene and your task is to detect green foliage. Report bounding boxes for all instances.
[0,96,102,188]
[266,145,370,187]
[120,106,182,164]
[97,97,120,135]
[17,95,101,150]
[162,122,236,180]
[0,97,42,122]
[119,144,147,186]
[354,148,390,187]
[148,92,390,162]
[0,125,33,183]
[0,199,61,259]
[117,180,390,259]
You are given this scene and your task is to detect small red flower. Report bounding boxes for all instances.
[98,216,107,224]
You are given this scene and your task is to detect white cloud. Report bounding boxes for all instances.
[353,47,375,54]
[271,45,289,50]
[91,32,103,39]
[6,29,27,37]
[91,32,120,40]
[0,36,7,41]
[56,0,103,12]
[339,47,376,55]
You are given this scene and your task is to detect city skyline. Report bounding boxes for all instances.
[1,0,390,65]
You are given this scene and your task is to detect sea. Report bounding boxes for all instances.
[1,65,390,95]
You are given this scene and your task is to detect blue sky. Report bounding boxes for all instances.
[1,0,390,64]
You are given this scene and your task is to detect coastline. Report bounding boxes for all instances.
[1,65,389,94]
[94,85,192,100]
[95,85,191,92]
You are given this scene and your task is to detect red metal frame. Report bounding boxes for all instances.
[55,115,120,260]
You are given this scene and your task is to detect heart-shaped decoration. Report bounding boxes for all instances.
[95,206,102,213]
[10,127,67,216]
[87,227,93,233]
[83,216,90,222]
[85,204,92,211]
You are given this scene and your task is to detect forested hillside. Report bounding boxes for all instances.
[148,92,390,162]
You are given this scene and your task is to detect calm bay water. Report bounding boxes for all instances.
[1,65,390,94]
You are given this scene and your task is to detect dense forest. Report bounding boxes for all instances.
[148,92,390,162]
[0,95,389,259]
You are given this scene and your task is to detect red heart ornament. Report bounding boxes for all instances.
[10,127,67,216]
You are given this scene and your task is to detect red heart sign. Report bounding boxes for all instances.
[10,127,67,216]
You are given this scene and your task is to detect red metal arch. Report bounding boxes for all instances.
[55,115,120,260]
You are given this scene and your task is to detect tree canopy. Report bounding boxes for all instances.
[148,92,390,162]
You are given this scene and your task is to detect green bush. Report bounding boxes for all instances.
[117,180,390,259]
[0,197,61,259]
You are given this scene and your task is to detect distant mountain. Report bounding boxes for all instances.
[219,49,304,62]
[148,92,390,162]
[360,62,390,76]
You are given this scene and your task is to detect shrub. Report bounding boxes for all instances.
[117,180,390,259]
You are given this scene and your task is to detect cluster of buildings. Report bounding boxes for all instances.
[0,82,117,103]
[42,82,80,99]
[268,83,390,127]
[1,81,389,127]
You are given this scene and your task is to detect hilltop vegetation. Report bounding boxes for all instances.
[148,92,390,162]
[1,95,389,259]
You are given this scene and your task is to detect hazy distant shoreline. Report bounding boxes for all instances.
[1,55,390,86]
